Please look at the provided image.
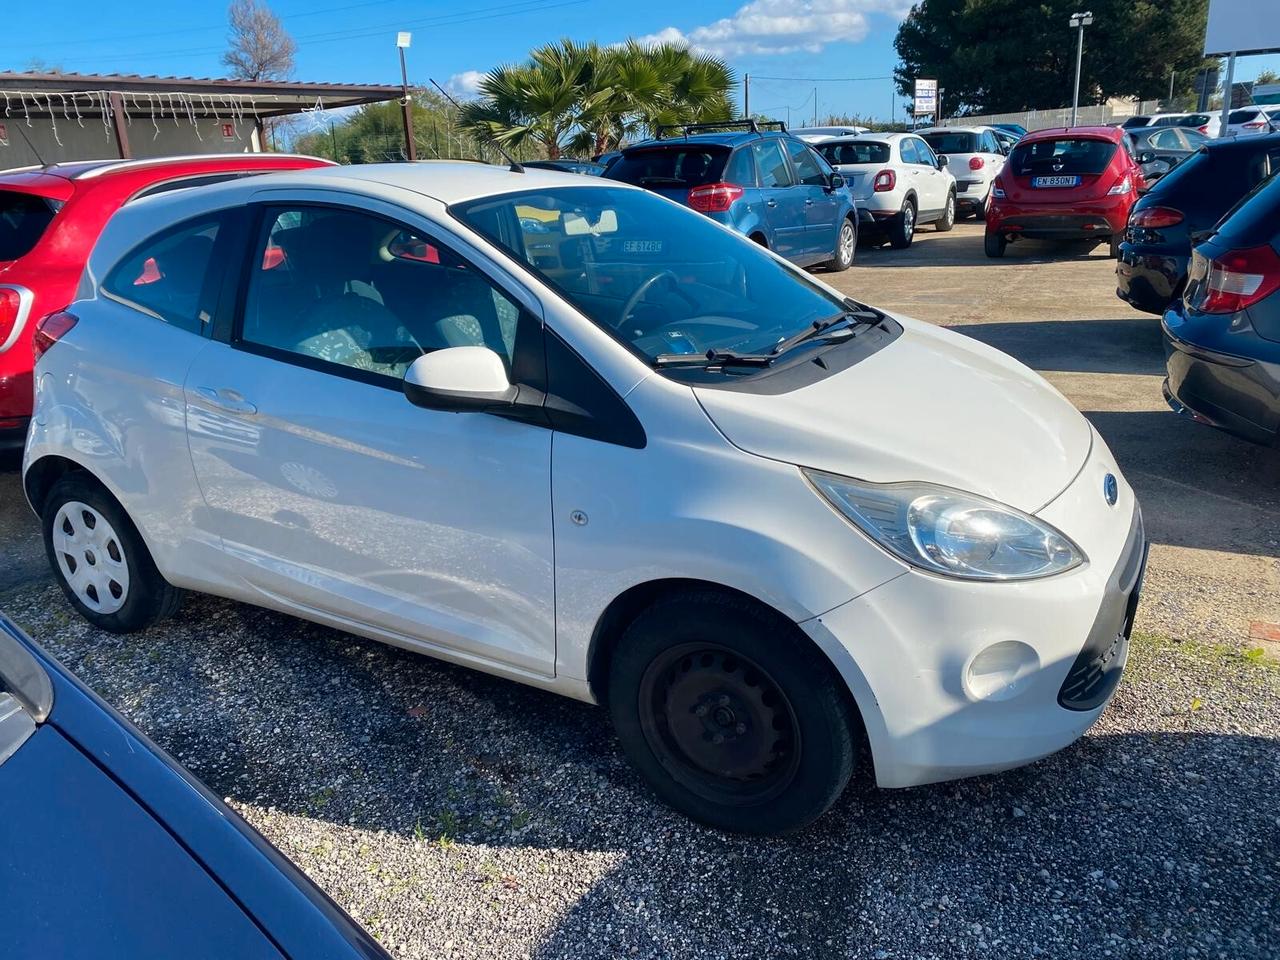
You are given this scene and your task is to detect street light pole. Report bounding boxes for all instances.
[396,31,417,162]
[1069,11,1093,128]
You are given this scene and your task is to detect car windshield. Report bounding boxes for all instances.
[605,147,729,188]
[817,141,890,165]
[922,132,979,154]
[0,191,58,261]
[1008,138,1118,177]
[452,185,850,363]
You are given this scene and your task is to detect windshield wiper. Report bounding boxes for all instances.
[768,308,880,358]
[652,348,773,369]
[638,176,688,187]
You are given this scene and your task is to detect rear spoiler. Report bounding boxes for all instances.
[654,119,787,139]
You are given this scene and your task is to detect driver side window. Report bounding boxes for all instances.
[239,206,526,382]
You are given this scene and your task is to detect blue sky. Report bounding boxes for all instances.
[7,0,1280,122]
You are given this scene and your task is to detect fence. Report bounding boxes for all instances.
[941,100,1165,131]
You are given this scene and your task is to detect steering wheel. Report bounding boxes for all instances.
[616,270,697,330]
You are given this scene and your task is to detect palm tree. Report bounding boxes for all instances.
[460,38,736,159]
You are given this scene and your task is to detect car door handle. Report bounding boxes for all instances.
[194,386,258,416]
[766,198,778,208]
[804,198,815,205]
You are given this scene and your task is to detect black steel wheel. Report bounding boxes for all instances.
[608,591,858,834]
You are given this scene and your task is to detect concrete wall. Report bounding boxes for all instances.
[0,114,260,169]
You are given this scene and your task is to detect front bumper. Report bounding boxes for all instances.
[804,429,1144,788]
[1163,318,1280,446]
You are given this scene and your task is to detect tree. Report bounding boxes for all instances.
[458,38,735,159]
[222,0,295,82]
[1257,69,1280,85]
[894,0,1217,115]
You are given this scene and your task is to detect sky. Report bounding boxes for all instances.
[7,0,1280,123]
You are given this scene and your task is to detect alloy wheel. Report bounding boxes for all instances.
[51,500,130,614]
[838,221,855,265]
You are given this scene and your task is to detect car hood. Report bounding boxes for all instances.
[692,317,1092,513]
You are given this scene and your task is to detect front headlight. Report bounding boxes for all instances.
[805,470,1085,581]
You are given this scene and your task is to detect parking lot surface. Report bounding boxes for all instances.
[2,222,1278,959]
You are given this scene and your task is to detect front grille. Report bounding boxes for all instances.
[1058,511,1147,712]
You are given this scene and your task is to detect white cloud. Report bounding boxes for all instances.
[445,70,486,98]
[634,0,913,58]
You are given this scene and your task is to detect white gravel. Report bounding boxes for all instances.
[4,580,1277,960]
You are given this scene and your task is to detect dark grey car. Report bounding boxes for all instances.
[1126,126,1209,184]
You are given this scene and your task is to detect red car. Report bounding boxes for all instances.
[0,154,333,449]
[984,126,1144,259]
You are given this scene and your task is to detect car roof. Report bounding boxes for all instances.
[1020,125,1125,143]
[622,130,792,151]
[0,154,328,186]
[813,132,906,144]
[917,126,988,135]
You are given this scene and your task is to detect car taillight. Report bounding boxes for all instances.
[1244,121,1266,130]
[1107,176,1132,196]
[1195,245,1280,314]
[687,182,744,213]
[1129,206,1184,229]
[968,156,985,170]
[0,288,20,346]
[1198,125,1209,134]
[873,169,896,191]
[32,310,77,363]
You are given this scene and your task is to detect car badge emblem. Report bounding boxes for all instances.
[1103,474,1118,506]
[1051,158,1065,172]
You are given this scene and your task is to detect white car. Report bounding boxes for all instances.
[1226,105,1280,138]
[23,163,1145,834]
[790,125,870,143]
[919,126,1007,218]
[814,133,957,248]
[1148,112,1221,139]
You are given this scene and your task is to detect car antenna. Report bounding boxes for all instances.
[13,122,47,168]
[429,78,524,173]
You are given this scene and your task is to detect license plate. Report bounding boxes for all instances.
[1033,175,1080,188]
[623,239,663,253]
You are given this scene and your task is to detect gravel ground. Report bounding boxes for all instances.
[4,583,1278,959]
[3,223,1279,958]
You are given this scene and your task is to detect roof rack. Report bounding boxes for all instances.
[654,119,788,139]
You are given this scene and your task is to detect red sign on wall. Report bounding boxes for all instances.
[221,122,235,141]
[0,122,7,143]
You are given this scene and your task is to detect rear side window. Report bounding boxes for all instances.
[817,141,889,165]
[785,140,829,186]
[1007,138,1118,177]
[606,147,728,188]
[899,139,921,164]
[103,217,222,334]
[753,140,794,188]
[724,148,757,186]
[922,132,978,154]
[0,191,58,261]
[1148,129,1184,150]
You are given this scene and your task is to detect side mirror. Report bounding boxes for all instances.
[403,346,517,412]
[1137,150,1156,164]
[935,153,948,168]
[828,172,846,189]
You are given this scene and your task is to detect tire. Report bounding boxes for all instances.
[42,475,182,633]
[935,191,956,232]
[984,230,1007,258]
[607,591,858,835]
[749,233,768,248]
[888,198,916,249]
[829,217,856,271]
[975,188,990,221]
[1108,233,1122,259]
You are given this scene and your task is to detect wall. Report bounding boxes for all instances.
[941,100,1165,132]
[0,114,260,169]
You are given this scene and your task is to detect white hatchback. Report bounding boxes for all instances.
[919,126,1007,219]
[814,133,957,249]
[24,163,1145,834]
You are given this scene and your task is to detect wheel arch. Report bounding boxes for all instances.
[23,454,95,516]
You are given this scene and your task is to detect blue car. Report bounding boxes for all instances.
[604,120,859,271]
[0,614,388,960]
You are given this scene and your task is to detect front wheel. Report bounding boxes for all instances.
[889,199,916,249]
[608,592,858,834]
[984,230,1007,258]
[829,218,856,271]
[42,475,183,632]
[935,192,956,232]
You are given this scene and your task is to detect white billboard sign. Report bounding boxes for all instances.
[913,78,938,117]
[1205,0,1280,56]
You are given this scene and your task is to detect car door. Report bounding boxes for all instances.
[751,139,804,259]
[909,137,948,219]
[980,130,1007,179]
[182,198,557,677]
[783,138,838,261]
